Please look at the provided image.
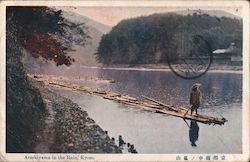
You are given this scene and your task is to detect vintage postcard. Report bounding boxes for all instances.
[0,0,249,161]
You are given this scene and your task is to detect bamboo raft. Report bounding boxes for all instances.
[39,79,227,125]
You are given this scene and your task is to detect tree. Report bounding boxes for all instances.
[7,6,89,66]
[96,13,242,65]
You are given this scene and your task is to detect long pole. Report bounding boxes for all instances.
[142,95,178,112]
[183,105,192,117]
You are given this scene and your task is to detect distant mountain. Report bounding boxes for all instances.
[174,9,241,19]
[61,11,112,66]
[62,11,111,34]
[22,10,111,74]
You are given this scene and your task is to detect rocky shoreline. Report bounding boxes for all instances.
[30,79,121,153]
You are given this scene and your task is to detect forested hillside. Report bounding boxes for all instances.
[7,6,87,152]
[96,12,242,65]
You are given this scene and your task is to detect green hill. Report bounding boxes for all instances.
[96,12,242,65]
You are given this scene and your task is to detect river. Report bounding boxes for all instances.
[50,67,242,153]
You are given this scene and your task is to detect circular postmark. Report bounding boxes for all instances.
[167,34,213,79]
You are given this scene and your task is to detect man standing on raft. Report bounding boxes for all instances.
[184,83,202,117]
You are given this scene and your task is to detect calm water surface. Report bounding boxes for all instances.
[51,67,242,153]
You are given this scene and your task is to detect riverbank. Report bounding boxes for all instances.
[79,64,242,74]
[29,79,121,153]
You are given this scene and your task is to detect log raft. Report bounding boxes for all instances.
[41,80,227,125]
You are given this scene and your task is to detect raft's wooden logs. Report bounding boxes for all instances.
[142,95,179,112]
[179,107,188,111]
[140,102,162,109]
[115,96,131,102]
[107,92,121,97]
[121,101,158,113]
[103,96,116,100]
[143,100,161,106]
[82,87,93,92]
[122,95,138,101]
[93,90,107,95]
[178,109,218,120]
[43,80,227,125]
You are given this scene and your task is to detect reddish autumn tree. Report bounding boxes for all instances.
[7,6,89,66]
[22,34,75,66]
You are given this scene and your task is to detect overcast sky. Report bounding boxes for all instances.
[59,6,241,27]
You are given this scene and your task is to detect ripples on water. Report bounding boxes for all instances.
[50,67,242,153]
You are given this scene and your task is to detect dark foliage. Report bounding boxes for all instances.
[7,6,89,66]
[6,16,45,152]
[6,6,88,152]
[96,13,242,64]
[22,34,75,66]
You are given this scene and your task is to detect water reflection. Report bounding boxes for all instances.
[183,119,200,147]
[52,88,242,153]
[189,121,199,147]
[51,68,242,153]
[97,69,242,108]
[48,67,242,108]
